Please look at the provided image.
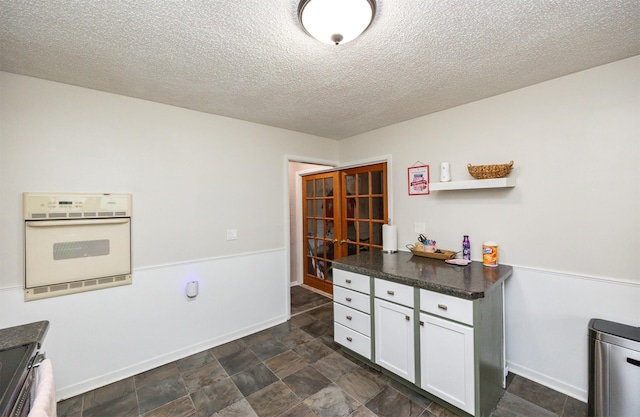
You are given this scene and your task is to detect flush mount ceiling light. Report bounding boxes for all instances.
[298,0,376,45]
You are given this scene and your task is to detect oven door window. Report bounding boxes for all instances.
[25,218,131,288]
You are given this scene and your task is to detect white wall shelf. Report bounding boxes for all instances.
[429,177,515,191]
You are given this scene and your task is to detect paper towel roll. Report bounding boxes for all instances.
[382,224,398,253]
[383,252,399,270]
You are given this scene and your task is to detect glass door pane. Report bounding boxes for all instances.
[340,164,387,255]
[302,171,340,294]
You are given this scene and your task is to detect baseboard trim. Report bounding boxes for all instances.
[507,361,587,402]
[56,314,288,401]
[299,283,332,299]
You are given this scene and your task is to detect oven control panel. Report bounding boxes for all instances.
[23,192,132,219]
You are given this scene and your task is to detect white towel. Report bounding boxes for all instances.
[28,358,57,417]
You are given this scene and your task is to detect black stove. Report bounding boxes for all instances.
[0,343,38,417]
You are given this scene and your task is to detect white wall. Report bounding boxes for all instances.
[1,55,638,402]
[0,251,287,400]
[0,72,339,398]
[506,267,639,400]
[340,56,639,282]
[338,56,640,400]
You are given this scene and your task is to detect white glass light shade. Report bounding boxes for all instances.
[299,0,375,45]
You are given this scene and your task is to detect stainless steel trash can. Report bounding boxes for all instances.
[588,318,640,417]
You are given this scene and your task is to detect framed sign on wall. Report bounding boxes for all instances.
[408,164,429,195]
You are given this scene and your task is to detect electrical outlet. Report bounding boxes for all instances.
[226,229,238,240]
[414,222,426,234]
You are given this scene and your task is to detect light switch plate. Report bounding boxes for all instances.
[226,229,238,240]
[414,222,426,234]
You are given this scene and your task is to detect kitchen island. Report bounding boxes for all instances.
[332,250,512,417]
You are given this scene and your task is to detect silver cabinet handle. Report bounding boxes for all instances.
[346,336,352,342]
[346,315,352,320]
[405,315,410,321]
[438,303,448,311]
[345,297,352,302]
[387,290,395,295]
[346,279,352,284]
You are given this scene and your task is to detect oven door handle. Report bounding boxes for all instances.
[26,218,130,227]
[32,353,46,368]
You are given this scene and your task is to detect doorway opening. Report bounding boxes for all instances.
[288,161,333,292]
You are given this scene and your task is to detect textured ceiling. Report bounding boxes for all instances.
[1,1,639,140]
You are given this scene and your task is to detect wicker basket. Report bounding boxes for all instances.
[467,160,514,179]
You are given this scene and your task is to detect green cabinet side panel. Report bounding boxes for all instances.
[474,283,505,417]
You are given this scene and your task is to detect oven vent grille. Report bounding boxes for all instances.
[24,274,132,301]
[28,211,130,219]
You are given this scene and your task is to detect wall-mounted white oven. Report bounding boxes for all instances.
[23,193,132,301]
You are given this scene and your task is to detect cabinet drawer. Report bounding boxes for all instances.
[334,322,371,359]
[334,269,370,294]
[334,286,371,314]
[374,279,414,307]
[420,290,474,326]
[334,302,371,336]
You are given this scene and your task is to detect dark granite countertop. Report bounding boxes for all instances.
[0,321,49,350]
[333,250,512,300]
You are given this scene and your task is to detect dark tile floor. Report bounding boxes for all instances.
[290,285,333,316]
[57,285,587,417]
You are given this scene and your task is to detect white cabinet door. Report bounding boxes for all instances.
[420,312,475,414]
[374,299,415,382]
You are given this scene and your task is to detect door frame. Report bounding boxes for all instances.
[293,163,335,285]
[283,154,393,316]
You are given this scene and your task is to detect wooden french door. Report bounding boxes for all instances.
[302,171,339,294]
[302,163,387,294]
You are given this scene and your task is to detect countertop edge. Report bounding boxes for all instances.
[0,320,50,350]
[333,255,512,300]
